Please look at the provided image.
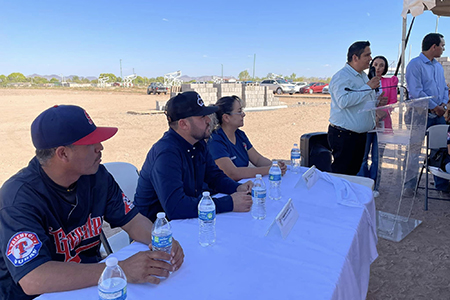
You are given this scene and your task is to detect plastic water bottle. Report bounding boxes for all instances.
[152,212,172,256]
[251,174,266,220]
[291,143,301,173]
[98,257,127,300]
[268,161,282,200]
[198,191,216,247]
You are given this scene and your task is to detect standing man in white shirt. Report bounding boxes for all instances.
[327,41,380,175]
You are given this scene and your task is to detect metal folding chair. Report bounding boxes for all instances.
[415,124,450,210]
[100,162,140,256]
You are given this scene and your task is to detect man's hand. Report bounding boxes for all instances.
[119,250,174,284]
[237,180,253,193]
[170,239,184,271]
[433,105,446,117]
[367,77,380,90]
[278,161,287,175]
[231,191,252,212]
[377,92,388,107]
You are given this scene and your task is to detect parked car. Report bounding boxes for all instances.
[302,82,328,94]
[260,79,296,95]
[147,82,169,95]
[322,85,330,94]
[293,81,308,93]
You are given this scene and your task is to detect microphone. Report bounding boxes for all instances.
[368,66,379,93]
[345,85,409,100]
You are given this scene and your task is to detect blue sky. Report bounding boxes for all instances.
[1,0,449,79]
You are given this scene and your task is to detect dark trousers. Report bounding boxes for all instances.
[327,124,367,175]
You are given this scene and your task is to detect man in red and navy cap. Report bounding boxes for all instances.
[0,105,184,300]
[135,91,253,223]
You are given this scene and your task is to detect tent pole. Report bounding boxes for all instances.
[400,16,407,103]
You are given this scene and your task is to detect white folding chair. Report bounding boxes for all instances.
[415,124,450,210]
[100,162,140,256]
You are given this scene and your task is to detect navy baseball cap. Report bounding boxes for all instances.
[165,91,218,122]
[31,105,118,150]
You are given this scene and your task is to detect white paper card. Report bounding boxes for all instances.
[275,198,299,239]
[302,165,319,189]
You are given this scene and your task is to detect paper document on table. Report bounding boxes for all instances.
[265,198,299,239]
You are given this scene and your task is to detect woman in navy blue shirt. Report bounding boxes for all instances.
[208,95,287,181]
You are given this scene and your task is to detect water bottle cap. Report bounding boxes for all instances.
[294,143,298,147]
[272,161,278,165]
[157,212,166,219]
[105,256,118,267]
[202,191,210,197]
[256,174,262,178]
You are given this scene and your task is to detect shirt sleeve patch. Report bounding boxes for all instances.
[6,232,42,267]
[122,193,135,215]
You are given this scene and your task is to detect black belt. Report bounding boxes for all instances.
[329,124,365,135]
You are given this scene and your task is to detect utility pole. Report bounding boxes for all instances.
[252,54,256,80]
[221,64,223,80]
[120,59,123,86]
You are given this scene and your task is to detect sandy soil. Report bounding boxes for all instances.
[1,88,449,299]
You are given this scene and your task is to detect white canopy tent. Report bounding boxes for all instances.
[400,0,450,101]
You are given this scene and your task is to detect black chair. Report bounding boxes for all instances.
[300,132,332,172]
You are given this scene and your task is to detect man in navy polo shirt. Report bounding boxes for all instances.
[135,91,253,222]
[0,105,184,300]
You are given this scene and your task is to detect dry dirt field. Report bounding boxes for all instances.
[1,88,449,299]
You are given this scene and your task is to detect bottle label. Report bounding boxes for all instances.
[291,153,300,159]
[152,234,173,248]
[269,174,281,181]
[99,284,127,300]
[252,188,266,198]
[198,210,216,221]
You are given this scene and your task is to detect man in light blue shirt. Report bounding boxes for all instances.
[406,33,449,194]
[327,41,380,175]
[406,33,448,129]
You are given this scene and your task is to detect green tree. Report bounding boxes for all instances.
[72,75,80,83]
[155,76,164,83]
[99,73,117,83]
[0,75,7,83]
[135,76,144,85]
[238,70,250,81]
[7,72,27,82]
[50,78,59,83]
[32,77,49,84]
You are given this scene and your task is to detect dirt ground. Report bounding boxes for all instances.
[1,88,449,299]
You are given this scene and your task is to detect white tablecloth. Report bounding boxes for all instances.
[38,168,378,300]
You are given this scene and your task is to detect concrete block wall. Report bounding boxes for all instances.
[213,83,243,100]
[436,56,450,83]
[263,86,279,106]
[180,83,218,105]
[169,83,281,108]
[242,84,265,107]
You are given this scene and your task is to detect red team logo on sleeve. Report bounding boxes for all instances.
[122,193,134,214]
[6,232,42,267]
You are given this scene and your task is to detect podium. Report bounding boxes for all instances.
[361,97,431,242]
